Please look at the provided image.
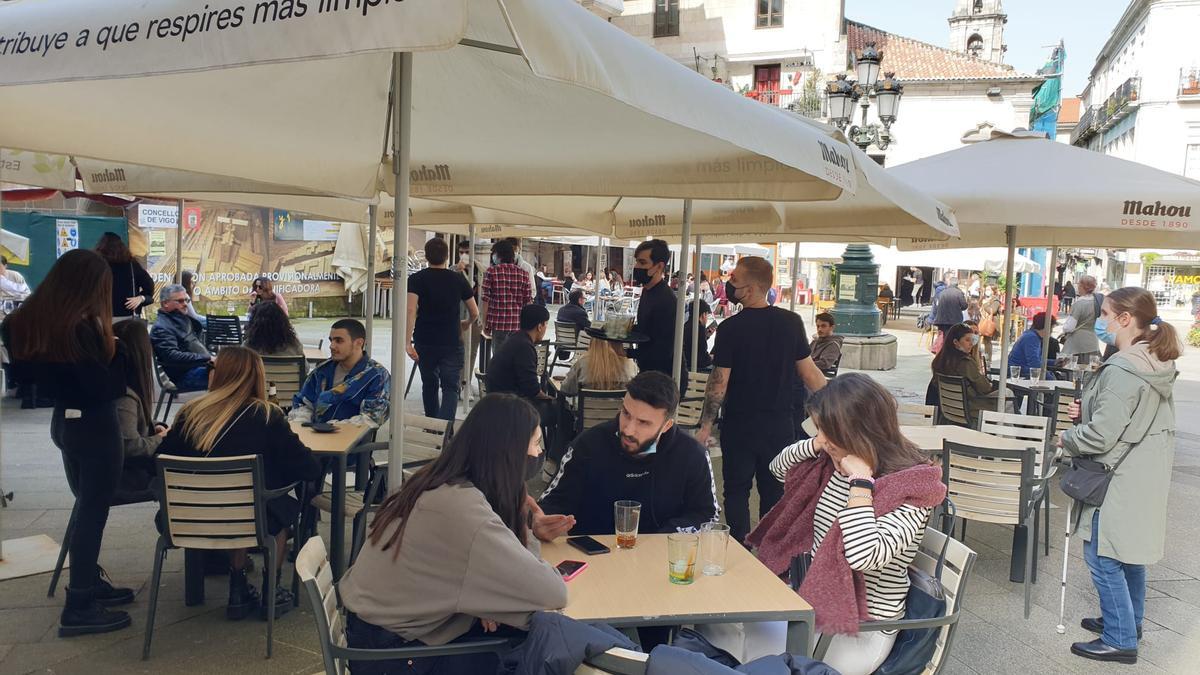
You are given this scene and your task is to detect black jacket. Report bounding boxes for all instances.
[487,331,541,398]
[555,303,590,333]
[931,285,967,326]
[110,260,155,318]
[157,403,321,490]
[632,280,678,375]
[682,317,712,371]
[150,310,211,382]
[539,420,718,535]
[2,320,126,409]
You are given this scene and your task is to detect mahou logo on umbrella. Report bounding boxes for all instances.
[1121,200,1193,229]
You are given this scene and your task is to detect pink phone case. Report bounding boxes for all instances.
[558,560,588,581]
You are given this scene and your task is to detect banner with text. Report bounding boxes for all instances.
[0,0,466,86]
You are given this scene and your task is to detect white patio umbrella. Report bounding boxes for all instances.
[0,0,863,497]
[890,129,1200,410]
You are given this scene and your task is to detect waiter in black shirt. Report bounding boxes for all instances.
[629,239,676,376]
[695,256,827,543]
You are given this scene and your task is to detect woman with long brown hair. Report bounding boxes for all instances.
[94,232,154,320]
[248,276,289,318]
[1060,287,1181,664]
[742,373,946,674]
[3,249,134,636]
[110,320,167,489]
[157,346,319,619]
[338,394,568,675]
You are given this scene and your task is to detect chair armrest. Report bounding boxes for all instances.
[261,482,301,501]
[332,637,514,661]
[854,611,959,633]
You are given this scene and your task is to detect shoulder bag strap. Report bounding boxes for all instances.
[203,404,256,456]
[1092,370,1162,475]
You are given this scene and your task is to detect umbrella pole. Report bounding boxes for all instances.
[691,235,703,372]
[462,223,476,418]
[1040,246,1058,377]
[996,226,1017,412]
[176,198,185,284]
[365,204,378,355]
[387,52,413,492]
[789,241,800,313]
[671,200,693,384]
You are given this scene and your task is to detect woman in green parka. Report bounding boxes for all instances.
[1059,287,1180,665]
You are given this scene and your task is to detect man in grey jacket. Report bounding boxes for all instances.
[149,285,213,390]
[931,274,967,336]
[1060,275,1102,360]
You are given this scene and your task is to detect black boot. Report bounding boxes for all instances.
[92,568,135,607]
[226,567,260,621]
[258,568,293,621]
[59,587,132,637]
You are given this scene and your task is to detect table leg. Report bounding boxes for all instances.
[786,617,812,657]
[184,549,205,606]
[331,455,347,579]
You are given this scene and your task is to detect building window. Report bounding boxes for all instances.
[653,0,679,38]
[967,34,983,57]
[757,0,783,28]
[1185,144,1200,180]
[973,0,984,13]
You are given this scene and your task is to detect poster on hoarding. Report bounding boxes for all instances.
[148,229,167,263]
[55,219,79,258]
[138,204,178,229]
[302,220,342,242]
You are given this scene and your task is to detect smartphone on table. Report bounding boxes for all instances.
[555,559,588,581]
[567,535,611,556]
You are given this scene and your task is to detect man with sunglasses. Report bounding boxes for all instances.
[150,284,213,390]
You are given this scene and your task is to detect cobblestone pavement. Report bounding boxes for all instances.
[2,312,1197,674]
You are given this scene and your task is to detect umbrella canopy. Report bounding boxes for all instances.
[0,0,855,202]
[891,130,1200,249]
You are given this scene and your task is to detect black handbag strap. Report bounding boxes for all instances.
[1084,366,1163,476]
[932,498,955,578]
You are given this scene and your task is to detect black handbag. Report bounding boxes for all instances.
[874,500,955,675]
[1060,454,1131,507]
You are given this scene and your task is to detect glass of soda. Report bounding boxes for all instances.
[667,533,699,585]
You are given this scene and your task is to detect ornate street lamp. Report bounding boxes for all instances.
[826,43,903,152]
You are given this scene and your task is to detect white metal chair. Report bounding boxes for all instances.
[576,388,626,434]
[898,403,938,427]
[935,375,971,428]
[675,371,709,431]
[261,355,307,410]
[144,454,295,659]
[977,410,1057,557]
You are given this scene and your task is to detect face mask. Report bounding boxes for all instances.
[970,334,980,346]
[459,253,469,264]
[1094,317,1118,346]
[491,254,500,265]
[725,280,741,303]
[525,453,544,481]
[618,424,666,458]
[632,267,652,286]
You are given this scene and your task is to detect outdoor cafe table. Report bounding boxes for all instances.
[900,424,1032,453]
[542,534,814,656]
[181,420,372,605]
[1003,378,1075,416]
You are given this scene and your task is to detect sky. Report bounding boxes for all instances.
[844,0,1132,97]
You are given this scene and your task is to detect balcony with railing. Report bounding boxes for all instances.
[743,88,825,119]
[1181,67,1200,98]
[1070,104,1099,146]
[1095,76,1140,130]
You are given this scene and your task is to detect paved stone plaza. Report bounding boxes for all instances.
[2,314,1199,674]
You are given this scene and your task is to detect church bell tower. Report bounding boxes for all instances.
[948,0,1007,64]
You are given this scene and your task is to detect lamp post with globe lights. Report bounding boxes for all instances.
[826,42,903,152]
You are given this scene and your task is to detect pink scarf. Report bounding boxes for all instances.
[747,453,946,635]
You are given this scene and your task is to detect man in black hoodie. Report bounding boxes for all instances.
[537,371,718,536]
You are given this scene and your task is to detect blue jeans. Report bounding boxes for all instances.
[1084,509,1145,650]
[415,343,464,420]
[177,365,210,390]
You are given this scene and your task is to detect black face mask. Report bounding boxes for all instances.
[725,280,741,303]
[632,267,653,286]
[525,453,545,481]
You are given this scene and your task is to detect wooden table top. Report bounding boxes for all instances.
[541,534,811,625]
[290,420,372,455]
[901,424,1032,452]
[303,347,327,362]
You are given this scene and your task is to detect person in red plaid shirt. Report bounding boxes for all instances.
[482,239,533,349]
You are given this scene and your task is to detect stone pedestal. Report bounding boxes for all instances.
[840,333,898,371]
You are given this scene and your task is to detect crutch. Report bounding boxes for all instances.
[1056,499,1073,634]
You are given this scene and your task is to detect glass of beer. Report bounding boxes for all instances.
[667,533,699,585]
[614,500,641,549]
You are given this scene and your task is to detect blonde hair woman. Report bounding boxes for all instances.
[158,346,320,620]
[559,333,638,396]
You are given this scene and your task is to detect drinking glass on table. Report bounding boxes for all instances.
[1009,365,1021,381]
[667,533,699,585]
[1030,367,1043,382]
[700,522,730,576]
[614,500,641,549]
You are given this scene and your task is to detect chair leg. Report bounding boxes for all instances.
[1009,524,1027,583]
[153,393,165,423]
[264,547,275,659]
[1043,491,1052,556]
[1024,513,1036,619]
[142,540,168,660]
[48,501,79,597]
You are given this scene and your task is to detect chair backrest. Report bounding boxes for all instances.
[534,339,551,386]
[204,315,243,352]
[1051,389,1075,448]
[976,410,1052,477]
[554,321,580,347]
[295,536,345,675]
[912,527,978,674]
[156,454,270,551]
[940,440,1035,527]
[935,374,970,427]
[821,354,842,379]
[260,356,307,407]
[402,413,452,465]
[676,371,709,430]
[576,389,626,433]
[897,403,938,427]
